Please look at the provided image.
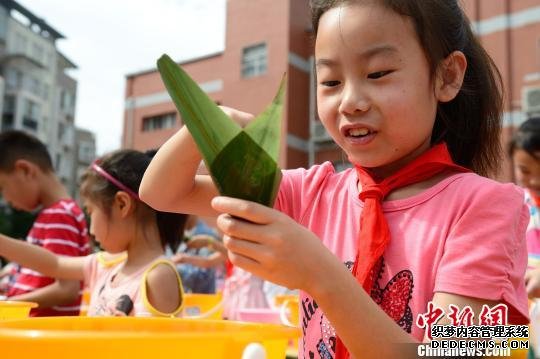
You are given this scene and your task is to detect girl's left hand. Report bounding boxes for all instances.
[212,196,336,292]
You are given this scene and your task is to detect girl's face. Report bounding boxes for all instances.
[513,149,540,196]
[315,3,442,177]
[84,198,129,253]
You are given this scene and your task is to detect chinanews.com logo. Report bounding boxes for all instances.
[415,302,529,357]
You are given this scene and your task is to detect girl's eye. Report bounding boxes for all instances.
[367,70,393,79]
[320,80,341,87]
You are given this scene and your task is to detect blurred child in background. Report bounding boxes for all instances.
[0,130,89,316]
[0,149,186,316]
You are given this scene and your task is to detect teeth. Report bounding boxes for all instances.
[348,128,370,137]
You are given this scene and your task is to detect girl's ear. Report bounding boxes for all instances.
[435,50,467,103]
[113,191,136,218]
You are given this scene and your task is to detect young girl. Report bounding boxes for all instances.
[511,118,540,267]
[140,0,528,357]
[0,149,186,317]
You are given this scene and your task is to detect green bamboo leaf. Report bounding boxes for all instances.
[157,54,285,207]
[157,54,240,164]
[244,74,286,161]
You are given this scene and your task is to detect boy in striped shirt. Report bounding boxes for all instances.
[0,130,90,316]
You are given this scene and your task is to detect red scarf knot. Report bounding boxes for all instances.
[359,185,386,201]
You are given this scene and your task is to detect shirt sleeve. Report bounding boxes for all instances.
[434,181,530,324]
[274,162,335,222]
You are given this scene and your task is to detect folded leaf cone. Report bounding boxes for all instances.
[157,54,285,207]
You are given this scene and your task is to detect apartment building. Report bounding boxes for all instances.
[123,0,540,180]
[0,0,95,195]
[73,128,96,200]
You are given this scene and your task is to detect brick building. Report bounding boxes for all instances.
[123,0,540,180]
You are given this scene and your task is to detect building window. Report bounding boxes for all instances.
[3,96,15,114]
[5,68,23,89]
[2,95,15,131]
[60,90,74,112]
[32,43,44,65]
[78,143,95,164]
[14,32,27,54]
[242,43,267,78]
[1,114,14,130]
[142,113,176,132]
[22,98,40,131]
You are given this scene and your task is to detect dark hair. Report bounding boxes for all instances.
[80,149,187,252]
[0,130,53,172]
[310,0,503,177]
[509,117,540,160]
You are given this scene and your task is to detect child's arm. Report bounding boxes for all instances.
[171,252,225,269]
[139,107,254,217]
[0,234,86,280]
[8,279,80,307]
[145,263,182,314]
[187,235,228,256]
[421,293,500,340]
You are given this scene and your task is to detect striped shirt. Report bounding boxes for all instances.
[7,199,90,316]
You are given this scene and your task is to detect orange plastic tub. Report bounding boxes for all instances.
[0,316,299,359]
[0,301,37,320]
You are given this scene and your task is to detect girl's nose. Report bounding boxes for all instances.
[338,82,370,115]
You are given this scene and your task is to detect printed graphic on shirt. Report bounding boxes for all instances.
[93,284,134,316]
[370,258,414,333]
[303,258,414,359]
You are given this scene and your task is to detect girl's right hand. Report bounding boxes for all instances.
[212,196,345,294]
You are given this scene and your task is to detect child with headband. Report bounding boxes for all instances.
[0,149,186,316]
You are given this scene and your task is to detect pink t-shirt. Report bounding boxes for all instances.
[275,162,529,359]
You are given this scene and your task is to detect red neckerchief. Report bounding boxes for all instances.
[334,142,470,359]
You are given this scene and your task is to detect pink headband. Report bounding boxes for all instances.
[91,162,140,200]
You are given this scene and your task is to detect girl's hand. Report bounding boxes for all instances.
[218,106,254,128]
[525,268,540,298]
[187,235,216,250]
[211,196,336,292]
[171,253,186,264]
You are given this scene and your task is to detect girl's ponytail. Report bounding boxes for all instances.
[156,211,187,253]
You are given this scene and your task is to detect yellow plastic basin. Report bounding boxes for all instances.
[0,316,300,359]
[0,301,37,320]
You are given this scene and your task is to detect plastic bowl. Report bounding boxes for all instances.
[0,301,37,320]
[181,293,223,319]
[0,316,299,359]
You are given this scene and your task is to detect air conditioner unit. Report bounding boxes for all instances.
[523,86,540,114]
[312,121,333,142]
